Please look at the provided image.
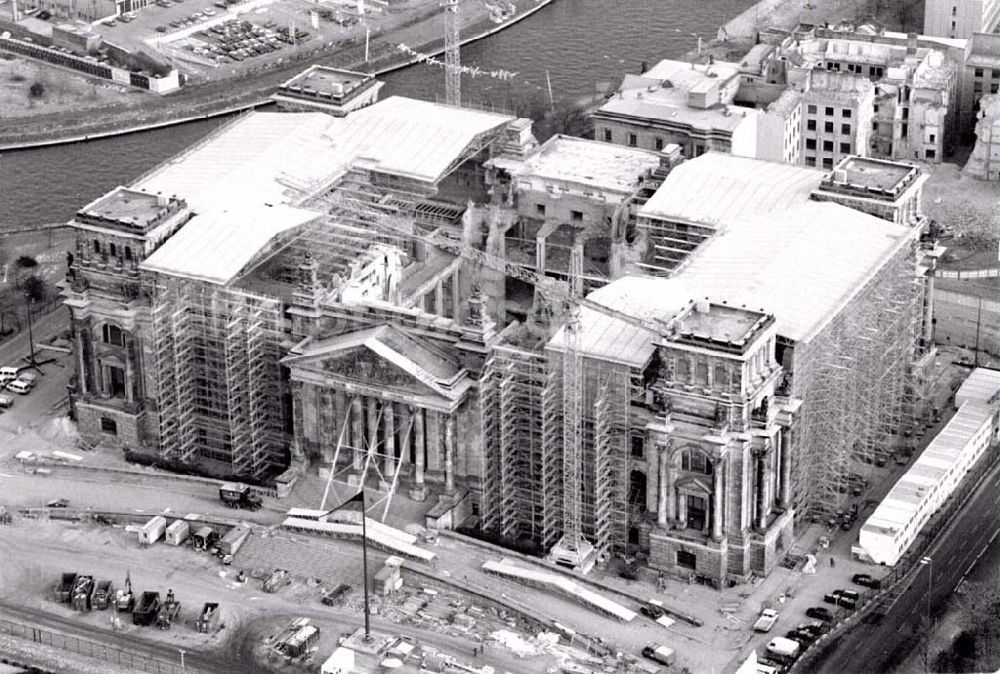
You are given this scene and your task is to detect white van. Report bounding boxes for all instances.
[0,367,19,385]
[7,380,32,395]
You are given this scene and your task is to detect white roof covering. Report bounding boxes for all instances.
[638,153,826,227]
[481,558,637,622]
[560,201,913,361]
[863,401,996,535]
[140,204,317,284]
[502,135,661,194]
[955,368,1000,407]
[136,98,513,214]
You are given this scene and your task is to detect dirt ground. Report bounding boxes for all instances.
[0,55,137,116]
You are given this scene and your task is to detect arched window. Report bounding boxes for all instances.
[124,246,133,261]
[102,323,125,347]
[681,449,713,476]
[93,239,101,254]
[109,243,117,258]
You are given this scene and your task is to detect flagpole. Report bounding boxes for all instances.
[361,488,371,641]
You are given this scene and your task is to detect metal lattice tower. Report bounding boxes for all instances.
[444,0,461,106]
[561,308,584,547]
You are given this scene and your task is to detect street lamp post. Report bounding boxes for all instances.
[920,556,932,672]
[178,648,186,672]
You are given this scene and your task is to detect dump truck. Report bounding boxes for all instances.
[196,602,220,634]
[92,580,114,610]
[133,591,161,626]
[218,524,251,556]
[156,589,180,630]
[71,575,95,612]
[54,572,78,604]
[263,569,291,593]
[115,572,134,612]
[219,483,262,511]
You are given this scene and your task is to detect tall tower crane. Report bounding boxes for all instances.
[444,0,461,106]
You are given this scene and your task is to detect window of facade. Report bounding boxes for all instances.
[807,119,816,131]
[840,142,851,153]
[929,134,936,144]
[107,366,126,398]
[992,83,999,94]
[100,417,118,435]
[975,68,984,78]
[926,149,936,159]
[822,157,833,168]
[807,104,817,114]
[109,242,116,257]
[805,156,816,166]
[655,137,664,150]
[843,108,852,118]
[630,435,645,459]
[686,495,707,531]
[824,106,834,116]
[841,123,851,135]
[677,549,697,569]
[93,239,100,254]
[806,138,816,150]
[902,122,908,137]
[102,323,125,347]
[824,121,834,133]
[682,450,713,475]
[125,246,133,261]
[695,144,706,156]
[714,365,727,389]
[571,210,583,222]
[603,128,612,142]
[974,81,984,93]
[823,140,833,152]
[676,358,690,381]
[628,133,637,147]
[536,204,546,216]
[694,361,709,385]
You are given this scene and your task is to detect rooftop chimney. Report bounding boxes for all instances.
[696,298,710,313]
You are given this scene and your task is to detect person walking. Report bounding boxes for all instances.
[830,557,835,568]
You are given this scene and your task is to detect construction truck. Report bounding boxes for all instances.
[92,580,114,610]
[133,591,161,626]
[262,568,291,593]
[71,575,95,611]
[115,572,135,613]
[219,483,262,511]
[155,589,181,630]
[54,572,77,604]
[196,602,220,633]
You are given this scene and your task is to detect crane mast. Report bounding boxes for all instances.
[444,0,461,106]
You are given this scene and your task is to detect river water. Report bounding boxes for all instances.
[0,0,753,228]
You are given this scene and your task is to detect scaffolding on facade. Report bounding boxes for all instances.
[790,243,923,518]
[151,279,285,478]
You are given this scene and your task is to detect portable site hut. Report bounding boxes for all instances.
[193,525,215,549]
[138,515,167,546]
[321,647,355,674]
[165,519,189,546]
[218,524,251,556]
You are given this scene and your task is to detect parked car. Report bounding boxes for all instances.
[786,628,818,645]
[0,393,13,409]
[7,380,32,395]
[805,606,834,622]
[852,573,881,589]
[754,608,780,633]
[47,499,70,508]
[640,603,665,620]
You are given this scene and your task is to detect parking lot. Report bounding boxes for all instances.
[96,0,443,80]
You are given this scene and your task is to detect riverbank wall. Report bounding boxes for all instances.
[0,0,556,152]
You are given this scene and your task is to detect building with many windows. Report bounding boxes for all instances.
[924,0,1000,39]
[961,33,1000,139]
[798,71,875,168]
[592,59,760,159]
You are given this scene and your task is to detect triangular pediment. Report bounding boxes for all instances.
[311,346,438,397]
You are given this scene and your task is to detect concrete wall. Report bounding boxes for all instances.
[934,288,1000,357]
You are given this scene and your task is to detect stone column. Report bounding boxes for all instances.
[123,339,135,404]
[666,462,677,525]
[397,404,410,468]
[444,414,456,495]
[410,407,427,501]
[657,447,668,527]
[74,326,88,396]
[319,389,333,463]
[366,397,379,455]
[677,493,687,530]
[646,437,659,515]
[333,389,347,455]
[451,269,461,324]
[435,281,445,318]
[755,451,768,531]
[712,461,724,542]
[779,429,792,508]
[351,396,364,470]
[384,402,396,478]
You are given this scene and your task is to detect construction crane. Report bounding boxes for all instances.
[444,0,461,106]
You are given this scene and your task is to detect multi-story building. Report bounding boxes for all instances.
[755,89,803,165]
[811,155,929,227]
[798,71,875,169]
[961,33,1000,139]
[272,66,384,116]
[924,0,1000,39]
[592,59,760,159]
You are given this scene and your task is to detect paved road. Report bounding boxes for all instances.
[815,456,1000,673]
